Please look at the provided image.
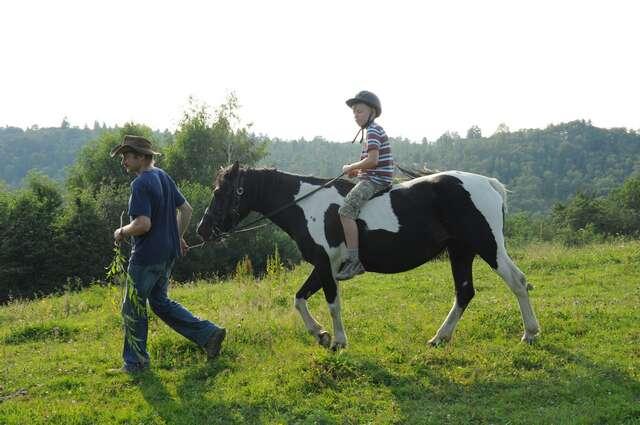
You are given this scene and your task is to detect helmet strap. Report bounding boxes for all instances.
[351,110,374,144]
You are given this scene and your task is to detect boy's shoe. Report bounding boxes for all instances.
[335,258,365,281]
[204,327,226,358]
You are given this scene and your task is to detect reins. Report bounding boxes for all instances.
[189,171,346,250]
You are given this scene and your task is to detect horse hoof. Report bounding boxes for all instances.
[428,336,449,347]
[331,341,347,351]
[317,331,331,348]
[521,333,538,344]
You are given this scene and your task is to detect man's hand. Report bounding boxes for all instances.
[113,227,125,245]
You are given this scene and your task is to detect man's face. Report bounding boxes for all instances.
[120,151,144,174]
[352,103,373,127]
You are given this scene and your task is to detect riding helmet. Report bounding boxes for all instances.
[345,91,381,118]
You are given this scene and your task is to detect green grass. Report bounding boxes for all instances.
[1,241,639,424]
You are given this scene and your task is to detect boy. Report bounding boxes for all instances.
[336,91,394,281]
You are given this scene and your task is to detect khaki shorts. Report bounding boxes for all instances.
[338,179,390,220]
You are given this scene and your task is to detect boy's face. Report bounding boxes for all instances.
[352,103,373,127]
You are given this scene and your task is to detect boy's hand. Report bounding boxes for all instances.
[180,238,189,256]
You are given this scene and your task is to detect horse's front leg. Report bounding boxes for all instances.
[294,268,331,348]
[320,265,347,350]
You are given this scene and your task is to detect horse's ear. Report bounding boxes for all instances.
[230,161,240,175]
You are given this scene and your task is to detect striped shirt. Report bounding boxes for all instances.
[358,122,394,185]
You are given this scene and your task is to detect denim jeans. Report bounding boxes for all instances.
[122,259,219,368]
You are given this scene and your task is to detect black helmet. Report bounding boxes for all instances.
[346,90,381,118]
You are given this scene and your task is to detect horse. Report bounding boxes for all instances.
[196,162,540,350]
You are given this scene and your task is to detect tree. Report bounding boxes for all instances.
[436,131,460,144]
[466,125,482,139]
[163,95,267,186]
[494,123,510,135]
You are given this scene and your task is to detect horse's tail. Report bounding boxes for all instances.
[488,177,509,214]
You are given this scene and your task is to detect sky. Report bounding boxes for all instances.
[1,0,638,142]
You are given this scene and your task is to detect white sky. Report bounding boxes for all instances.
[1,0,638,142]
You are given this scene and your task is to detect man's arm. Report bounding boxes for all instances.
[176,201,193,256]
[177,200,193,237]
[114,216,151,242]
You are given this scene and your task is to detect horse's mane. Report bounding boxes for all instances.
[395,165,440,181]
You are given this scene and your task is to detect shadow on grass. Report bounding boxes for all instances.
[134,349,268,425]
[340,343,640,424]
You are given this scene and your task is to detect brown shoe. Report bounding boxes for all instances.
[204,328,226,358]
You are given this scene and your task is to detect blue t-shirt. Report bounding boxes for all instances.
[127,168,186,266]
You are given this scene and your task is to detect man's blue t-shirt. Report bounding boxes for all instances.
[128,168,186,266]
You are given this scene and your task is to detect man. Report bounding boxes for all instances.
[108,135,225,374]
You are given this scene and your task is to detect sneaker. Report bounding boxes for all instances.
[204,327,226,358]
[335,258,365,281]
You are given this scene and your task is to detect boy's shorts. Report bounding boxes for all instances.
[338,179,390,220]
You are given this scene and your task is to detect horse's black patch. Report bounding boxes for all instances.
[324,204,343,248]
[428,175,499,268]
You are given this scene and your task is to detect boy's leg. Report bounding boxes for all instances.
[336,180,380,280]
[340,215,359,249]
[148,259,222,348]
[121,263,164,369]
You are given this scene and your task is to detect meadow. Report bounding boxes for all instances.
[1,242,639,424]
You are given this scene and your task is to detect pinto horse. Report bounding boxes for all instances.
[196,162,540,350]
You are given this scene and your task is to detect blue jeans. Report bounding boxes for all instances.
[122,259,220,368]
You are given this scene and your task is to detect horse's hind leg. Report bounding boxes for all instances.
[491,248,540,343]
[294,268,331,348]
[429,241,475,346]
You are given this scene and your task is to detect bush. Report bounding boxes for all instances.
[0,173,64,301]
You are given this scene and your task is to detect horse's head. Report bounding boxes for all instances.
[197,161,252,241]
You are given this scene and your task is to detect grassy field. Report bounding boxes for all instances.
[1,242,639,424]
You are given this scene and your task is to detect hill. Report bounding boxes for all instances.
[1,242,638,424]
[0,126,172,187]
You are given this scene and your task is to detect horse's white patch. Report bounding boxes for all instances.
[451,171,505,249]
[359,191,400,232]
[295,182,400,259]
